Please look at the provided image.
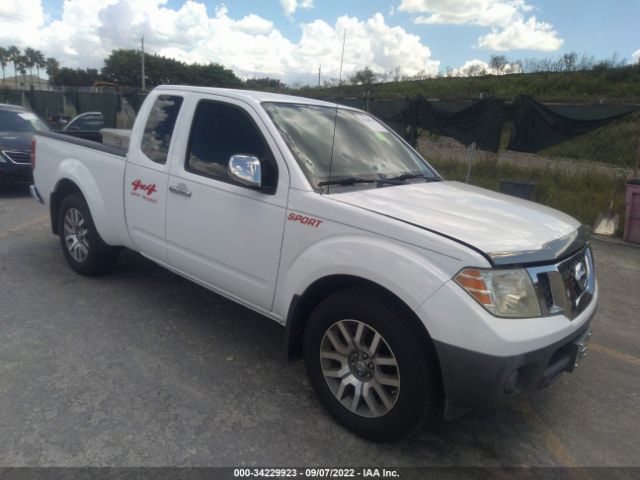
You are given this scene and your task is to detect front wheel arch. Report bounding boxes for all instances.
[303,286,444,440]
[285,275,440,368]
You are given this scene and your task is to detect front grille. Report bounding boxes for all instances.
[528,246,595,320]
[557,248,594,318]
[537,273,554,311]
[2,150,30,164]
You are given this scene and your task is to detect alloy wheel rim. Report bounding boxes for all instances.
[63,208,89,263]
[320,319,400,418]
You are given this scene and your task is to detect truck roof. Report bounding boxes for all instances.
[0,103,27,112]
[154,85,355,110]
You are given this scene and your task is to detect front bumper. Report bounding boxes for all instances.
[435,311,594,419]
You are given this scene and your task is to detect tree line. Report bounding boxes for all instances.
[347,51,638,86]
[2,44,637,91]
[0,46,285,91]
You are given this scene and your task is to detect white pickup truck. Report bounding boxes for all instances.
[31,86,597,441]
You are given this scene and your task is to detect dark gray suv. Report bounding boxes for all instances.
[0,104,49,185]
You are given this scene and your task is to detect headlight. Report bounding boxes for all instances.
[0,152,7,163]
[454,268,541,318]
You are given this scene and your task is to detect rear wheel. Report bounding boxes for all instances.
[58,193,119,276]
[303,288,442,441]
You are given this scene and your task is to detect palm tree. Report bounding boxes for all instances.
[0,47,8,87]
[18,55,28,78]
[24,47,37,86]
[34,50,46,84]
[45,57,59,86]
[7,45,20,89]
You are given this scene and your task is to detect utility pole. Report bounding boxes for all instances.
[141,34,146,92]
[318,65,321,87]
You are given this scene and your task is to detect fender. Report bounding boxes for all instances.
[55,157,129,247]
[274,233,456,330]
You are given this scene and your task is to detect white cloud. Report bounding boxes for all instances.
[0,0,45,49]
[279,0,314,17]
[235,14,274,35]
[448,58,522,77]
[400,0,563,52]
[633,49,640,64]
[402,0,530,27]
[0,1,439,83]
[477,17,563,51]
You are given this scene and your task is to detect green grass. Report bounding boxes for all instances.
[491,113,640,168]
[295,64,640,103]
[427,155,628,233]
[541,113,640,167]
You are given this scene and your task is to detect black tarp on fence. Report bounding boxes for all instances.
[506,95,640,153]
[337,94,640,154]
[2,87,638,153]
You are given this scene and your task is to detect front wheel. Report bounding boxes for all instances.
[58,193,119,276]
[303,288,442,441]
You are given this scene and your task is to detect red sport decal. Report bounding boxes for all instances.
[287,212,323,228]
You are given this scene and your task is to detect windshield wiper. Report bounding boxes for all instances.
[317,177,377,187]
[318,174,436,188]
[318,177,403,187]
[385,172,441,182]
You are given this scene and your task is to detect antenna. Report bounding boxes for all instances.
[337,29,346,86]
[326,28,347,194]
[141,34,146,91]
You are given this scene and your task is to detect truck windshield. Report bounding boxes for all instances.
[262,102,438,191]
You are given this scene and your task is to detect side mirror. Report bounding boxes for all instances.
[228,154,262,188]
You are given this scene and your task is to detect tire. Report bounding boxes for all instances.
[303,287,442,442]
[58,193,119,276]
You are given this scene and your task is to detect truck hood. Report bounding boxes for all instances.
[331,181,585,265]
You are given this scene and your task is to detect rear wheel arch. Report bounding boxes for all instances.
[50,178,83,234]
[57,192,119,276]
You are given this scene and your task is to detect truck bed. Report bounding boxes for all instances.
[37,130,128,157]
[33,130,132,249]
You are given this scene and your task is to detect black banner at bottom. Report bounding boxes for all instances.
[0,468,639,480]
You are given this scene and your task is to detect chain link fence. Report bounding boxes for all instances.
[0,87,141,129]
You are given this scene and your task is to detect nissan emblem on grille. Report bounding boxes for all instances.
[574,262,587,290]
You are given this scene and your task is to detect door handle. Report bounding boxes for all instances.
[169,183,192,197]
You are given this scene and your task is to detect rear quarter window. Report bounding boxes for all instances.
[140,95,183,164]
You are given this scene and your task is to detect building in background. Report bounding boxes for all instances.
[1,75,50,90]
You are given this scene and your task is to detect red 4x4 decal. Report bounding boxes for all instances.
[130,179,159,204]
[131,179,158,196]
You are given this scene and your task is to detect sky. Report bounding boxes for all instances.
[1,0,638,84]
